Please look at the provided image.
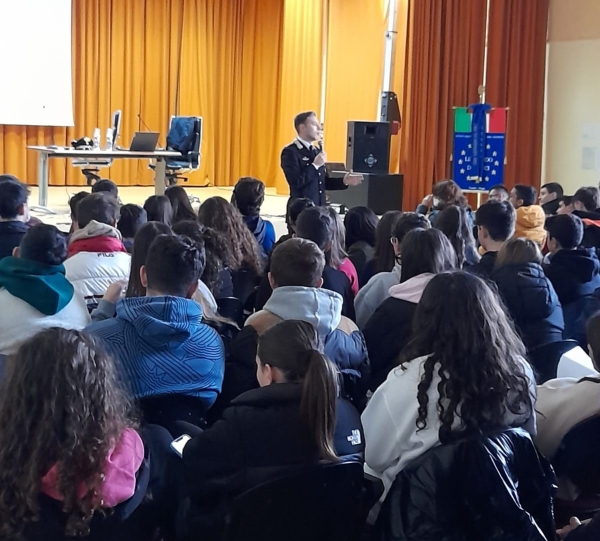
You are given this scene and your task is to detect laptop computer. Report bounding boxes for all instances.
[129,132,160,151]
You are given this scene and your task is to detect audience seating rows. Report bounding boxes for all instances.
[1,173,600,540]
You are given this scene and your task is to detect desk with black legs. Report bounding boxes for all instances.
[27,146,182,207]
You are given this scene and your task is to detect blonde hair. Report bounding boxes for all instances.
[326,207,348,269]
[495,237,542,267]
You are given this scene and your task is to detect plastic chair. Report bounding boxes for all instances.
[527,339,581,384]
[216,297,244,328]
[223,462,372,541]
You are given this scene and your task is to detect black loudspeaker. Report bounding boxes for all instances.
[327,174,403,215]
[346,121,391,175]
[380,91,401,124]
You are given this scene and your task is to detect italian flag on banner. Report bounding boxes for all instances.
[454,107,507,133]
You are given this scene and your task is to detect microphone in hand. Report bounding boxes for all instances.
[313,150,327,168]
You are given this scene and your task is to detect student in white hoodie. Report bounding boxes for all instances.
[0,224,89,354]
[355,213,430,329]
[362,271,536,513]
[362,228,457,390]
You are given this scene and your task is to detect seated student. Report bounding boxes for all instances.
[143,195,173,227]
[0,328,170,540]
[540,182,564,215]
[557,195,575,215]
[198,197,264,304]
[65,193,130,311]
[91,178,119,199]
[117,204,147,253]
[469,200,516,277]
[362,271,536,509]
[492,238,565,351]
[572,187,600,249]
[343,206,378,278]
[535,312,600,465]
[362,228,457,390]
[179,319,361,540]
[0,224,90,354]
[417,179,474,228]
[355,213,429,329]
[87,235,224,408]
[435,204,480,268]
[328,207,359,297]
[254,197,315,310]
[165,185,197,225]
[255,206,356,320]
[240,238,369,405]
[67,191,89,236]
[488,183,510,202]
[360,210,403,287]
[231,177,276,256]
[509,184,547,246]
[0,176,30,260]
[279,196,315,245]
[544,215,600,338]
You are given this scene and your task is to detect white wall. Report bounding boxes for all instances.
[543,0,600,195]
[0,0,73,127]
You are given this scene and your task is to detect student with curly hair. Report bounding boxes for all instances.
[198,197,264,305]
[362,271,536,507]
[0,328,171,540]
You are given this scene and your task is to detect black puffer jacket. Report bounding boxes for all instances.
[179,383,364,540]
[375,429,556,541]
[492,262,564,350]
[544,248,600,306]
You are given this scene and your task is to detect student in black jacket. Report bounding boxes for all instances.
[343,206,378,278]
[469,200,516,277]
[362,228,457,390]
[539,182,564,216]
[179,320,363,540]
[572,187,600,249]
[492,238,564,351]
[255,206,356,320]
[544,214,600,345]
[0,176,30,260]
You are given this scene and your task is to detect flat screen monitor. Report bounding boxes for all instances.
[111,110,122,146]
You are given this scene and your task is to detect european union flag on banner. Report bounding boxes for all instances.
[453,105,506,192]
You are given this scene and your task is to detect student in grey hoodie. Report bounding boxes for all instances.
[362,229,457,391]
[355,213,430,328]
[225,238,370,409]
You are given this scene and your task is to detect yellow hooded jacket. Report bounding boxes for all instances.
[514,205,546,247]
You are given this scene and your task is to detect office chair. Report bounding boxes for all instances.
[152,116,202,187]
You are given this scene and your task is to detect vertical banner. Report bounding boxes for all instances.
[453,105,507,191]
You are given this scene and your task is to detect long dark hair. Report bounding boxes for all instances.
[126,221,172,297]
[197,197,264,274]
[435,205,478,268]
[373,210,403,273]
[172,220,229,295]
[344,206,378,249]
[258,320,339,462]
[165,186,197,225]
[0,329,135,539]
[399,272,533,444]
[400,228,458,282]
[143,195,173,227]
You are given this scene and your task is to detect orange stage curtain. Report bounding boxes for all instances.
[399,0,487,211]
[274,0,325,195]
[485,0,549,191]
[0,0,284,188]
[323,0,387,164]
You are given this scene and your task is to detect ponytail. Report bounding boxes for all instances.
[301,350,339,462]
[258,320,340,462]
